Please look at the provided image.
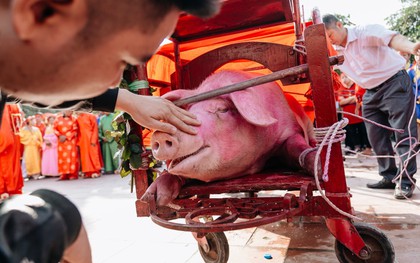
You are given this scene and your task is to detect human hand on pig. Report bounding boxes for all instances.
[140,172,185,206]
[115,89,200,135]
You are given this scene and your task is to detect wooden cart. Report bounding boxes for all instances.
[128,1,395,262]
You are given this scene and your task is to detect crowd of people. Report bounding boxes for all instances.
[407,55,420,138]
[335,71,373,156]
[1,109,121,199]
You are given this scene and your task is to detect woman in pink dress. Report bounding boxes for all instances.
[41,115,59,177]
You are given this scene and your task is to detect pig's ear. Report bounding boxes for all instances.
[162,90,195,102]
[230,89,277,127]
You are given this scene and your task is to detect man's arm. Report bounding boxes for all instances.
[338,96,356,106]
[389,34,420,56]
[115,88,200,135]
[2,88,200,135]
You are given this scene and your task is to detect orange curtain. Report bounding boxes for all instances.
[146,22,318,121]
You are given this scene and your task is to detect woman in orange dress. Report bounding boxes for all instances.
[54,110,79,180]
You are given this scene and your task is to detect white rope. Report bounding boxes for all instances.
[293,38,307,55]
[298,147,317,168]
[337,110,404,133]
[391,70,420,200]
[311,118,362,220]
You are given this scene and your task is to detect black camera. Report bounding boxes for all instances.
[0,189,81,263]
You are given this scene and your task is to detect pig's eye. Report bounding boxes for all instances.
[216,107,229,113]
[209,99,232,114]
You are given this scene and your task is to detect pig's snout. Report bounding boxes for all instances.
[151,132,179,160]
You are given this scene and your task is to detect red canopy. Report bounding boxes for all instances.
[171,0,294,42]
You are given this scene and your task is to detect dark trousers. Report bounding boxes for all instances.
[344,122,371,150]
[362,70,417,186]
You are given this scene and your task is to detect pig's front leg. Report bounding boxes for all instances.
[281,134,321,177]
[141,172,186,206]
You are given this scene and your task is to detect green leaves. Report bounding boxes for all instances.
[129,153,142,169]
[386,0,420,42]
[110,113,144,181]
[114,73,160,186]
[119,78,129,90]
[122,145,131,161]
[120,160,131,178]
[128,134,141,143]
[130,143,141,154]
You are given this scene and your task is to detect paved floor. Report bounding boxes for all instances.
[23,154,420,263]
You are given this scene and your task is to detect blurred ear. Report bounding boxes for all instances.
[11,0,87,48]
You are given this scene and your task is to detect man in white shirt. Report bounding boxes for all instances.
[323,14,420,199]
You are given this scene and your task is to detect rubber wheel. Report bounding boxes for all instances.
[198,232,229,263]
[335,222,395,263]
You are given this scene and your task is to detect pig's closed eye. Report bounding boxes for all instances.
[217,107,229,113]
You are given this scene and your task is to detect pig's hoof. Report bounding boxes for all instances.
[299,148,318,168]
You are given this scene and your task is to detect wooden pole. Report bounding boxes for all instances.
[123,65,151,217]
[174,55,343,106]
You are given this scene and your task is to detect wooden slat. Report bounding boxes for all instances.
[179,171,316,196]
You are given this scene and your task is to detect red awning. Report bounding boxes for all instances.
[171,0,294,42]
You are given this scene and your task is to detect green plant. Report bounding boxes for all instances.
[108,77,159,192]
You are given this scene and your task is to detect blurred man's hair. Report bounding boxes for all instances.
[81,0,221,40]
[322,14,339,30]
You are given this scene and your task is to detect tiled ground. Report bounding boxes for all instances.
[23,153,420,263]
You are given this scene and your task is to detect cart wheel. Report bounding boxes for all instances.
[335,222,395,263]
[198,232,229,263]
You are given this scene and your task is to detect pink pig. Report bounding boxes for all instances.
[143,70,318,205]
